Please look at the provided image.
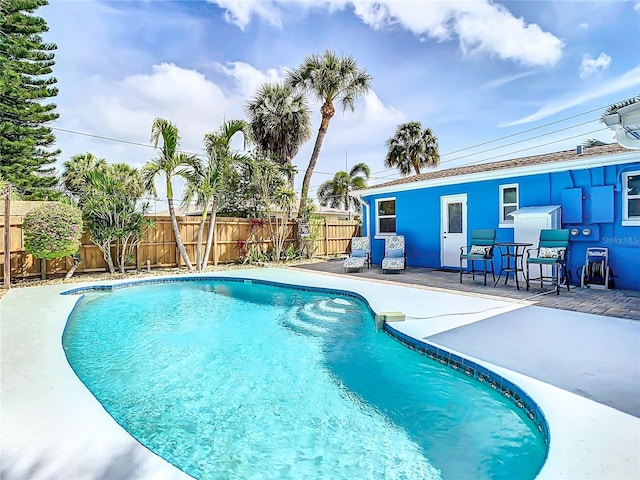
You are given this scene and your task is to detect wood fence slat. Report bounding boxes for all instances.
[0,216,360,278]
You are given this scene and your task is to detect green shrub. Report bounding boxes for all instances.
[23,203,84,260]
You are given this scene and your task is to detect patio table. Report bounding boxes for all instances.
[494,242,532,290]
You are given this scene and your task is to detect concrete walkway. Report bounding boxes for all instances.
[1,268,638,479]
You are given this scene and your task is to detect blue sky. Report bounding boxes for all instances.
[41,0,640,205]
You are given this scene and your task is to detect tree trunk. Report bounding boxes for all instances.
[40,258,46,280]
[298,102,334,217]
[168,197,193,271]
[195,218,205,271]
[65,253,82,280]
[93,239,116,273]
[202,197,219,270]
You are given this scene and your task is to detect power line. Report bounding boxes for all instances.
[367,102,614,177]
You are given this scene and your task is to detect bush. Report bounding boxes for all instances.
[23,203,84,260]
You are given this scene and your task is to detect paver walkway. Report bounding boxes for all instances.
[293,260,640,321]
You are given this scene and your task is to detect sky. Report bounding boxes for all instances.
[39,0,640,208]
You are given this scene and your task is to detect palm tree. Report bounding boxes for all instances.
[385,121,440,176]
[317,162,370,212]
[61,152,107,197]
[245,82,312,187]
[184,119,250,271]
[286,50,372,216]
[143,118,198,271]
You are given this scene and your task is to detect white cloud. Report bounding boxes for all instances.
[219,61,285,99]
[210,0,564,66]
[579,22,589,29]
[579,52,612,78]
[499,65,640,127]
[635,2,640,12]
[480,71,538,90]
[57,63,243,168]
[211,0,283,30]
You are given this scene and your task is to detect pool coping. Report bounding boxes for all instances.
[1,268,638,479]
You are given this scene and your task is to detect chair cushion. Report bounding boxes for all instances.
[351,249,366,258]
[386,248,403,258]
[344,257,366,269]
[469,245,490,255]
[382,257,405,270]
[538,247,565,260]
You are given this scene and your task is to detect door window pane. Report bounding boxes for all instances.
[448,203,462,233]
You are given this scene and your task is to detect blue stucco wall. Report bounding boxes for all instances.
[363,161,640,290]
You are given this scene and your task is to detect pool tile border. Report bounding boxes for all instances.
[385,323,550,447]
[62,275,550,450]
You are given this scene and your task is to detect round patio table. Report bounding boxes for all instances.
[494,242,533,290]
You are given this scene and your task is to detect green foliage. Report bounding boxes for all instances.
[286,50,372,214]
[62,157,149,273]
[582,138,608,148]
[385,121,440,176]
[23,202,83,260]
[0,0,60,199]
[317,162,370,212]
[245,82,311,184]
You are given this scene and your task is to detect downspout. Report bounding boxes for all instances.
[352,191,370,241]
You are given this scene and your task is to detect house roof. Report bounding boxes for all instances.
[357,143,635,195]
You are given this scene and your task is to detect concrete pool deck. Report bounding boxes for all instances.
[1,267,638,479]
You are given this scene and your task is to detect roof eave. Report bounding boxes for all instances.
[352,150,640,198]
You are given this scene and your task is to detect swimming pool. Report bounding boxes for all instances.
[63,278,547,479]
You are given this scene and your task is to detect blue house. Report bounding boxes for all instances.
[354,143,640,291]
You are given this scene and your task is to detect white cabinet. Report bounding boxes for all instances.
[510,205,562,281]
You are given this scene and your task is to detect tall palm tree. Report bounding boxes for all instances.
[143,118,198,271]
[317,162,370,212]
[184,119,250,271]
[286,50,372,216]
[385,121,440,176]
[245,82,311,187]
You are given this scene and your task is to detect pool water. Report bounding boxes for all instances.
[63,279,546,480]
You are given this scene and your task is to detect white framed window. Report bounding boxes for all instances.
[622,171,640,226]
[499,183,519,228]
[375,197,396,237]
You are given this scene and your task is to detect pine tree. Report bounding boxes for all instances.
[0,0,60,199]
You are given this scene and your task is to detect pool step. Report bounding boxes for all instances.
[281,314,329,337]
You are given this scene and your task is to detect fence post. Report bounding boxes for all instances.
[323,219,328,256]
[3,183,11,288]
[213,221,218,266]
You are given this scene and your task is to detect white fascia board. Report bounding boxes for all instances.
[354,151,640,197]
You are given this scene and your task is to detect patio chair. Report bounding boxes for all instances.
[525,229,570,295]
[381,235,405,273]
[459,229,496,286]
[343,236,371,272]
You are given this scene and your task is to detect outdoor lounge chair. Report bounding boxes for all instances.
[459,229,496,286]
[525,229,570,295]
[343,236,371,272]
[381,235,405,273]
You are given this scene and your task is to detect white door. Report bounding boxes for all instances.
[440,194,467,268]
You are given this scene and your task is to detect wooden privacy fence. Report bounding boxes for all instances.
[0,216,361,280]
